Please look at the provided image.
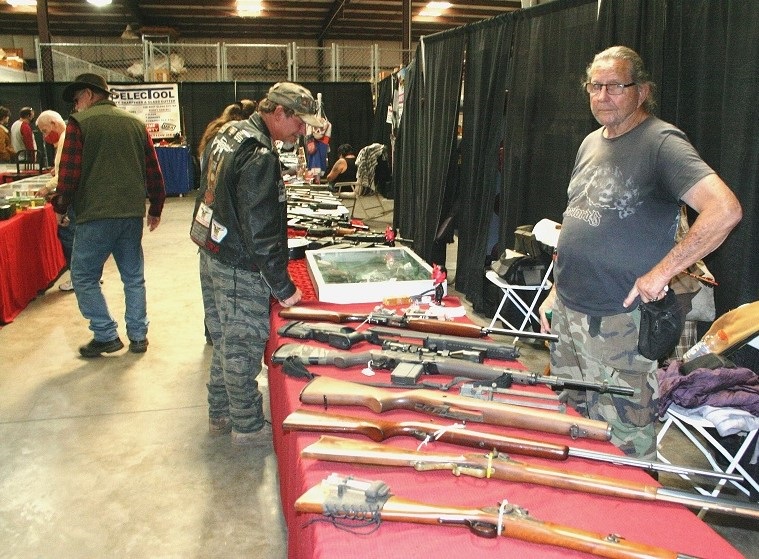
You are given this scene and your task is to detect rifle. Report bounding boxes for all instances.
[301,436,759,520]
[273,342,633,396]
[277,321,520,360]
[279,306,558,342]
[295,473,703,559]
[298,375,611,441]
[282,409,740,481]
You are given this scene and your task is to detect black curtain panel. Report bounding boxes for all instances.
[595,0,667,100]
[454,15,514,311]
[393,57,421,235]
[393,33,466,265]
[371,75,393,148]
[659,1,759,314]
[499,0,598,251]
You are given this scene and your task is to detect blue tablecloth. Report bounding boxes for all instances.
[156,146,194,195]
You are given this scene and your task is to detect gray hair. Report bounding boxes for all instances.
[36,109,66,129]
[586,46,657,113]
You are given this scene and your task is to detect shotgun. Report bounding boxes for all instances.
[295,473,703,559]
[282,409,741,481]
[278,306,559,342]
[273,342,633,396]
[301,436,759,520]
[298,376,611,441]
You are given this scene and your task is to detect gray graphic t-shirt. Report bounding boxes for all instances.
[556,116,714,315]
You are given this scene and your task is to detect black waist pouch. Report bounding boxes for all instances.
[638,289,684,361]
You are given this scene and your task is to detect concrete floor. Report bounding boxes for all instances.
[1,195,756,558]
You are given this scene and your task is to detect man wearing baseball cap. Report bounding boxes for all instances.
[54,72,166,358]
[191,82,323,445]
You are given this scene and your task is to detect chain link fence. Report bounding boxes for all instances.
[36,40,408,89]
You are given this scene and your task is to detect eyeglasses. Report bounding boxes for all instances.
[585,82,636,95]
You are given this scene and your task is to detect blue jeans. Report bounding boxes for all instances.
[71,217,148,342]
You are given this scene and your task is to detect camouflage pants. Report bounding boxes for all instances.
[199,251,271,433]
[550,297,659,459]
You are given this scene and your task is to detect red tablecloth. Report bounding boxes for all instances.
[265,292,744,558]
[0,204,65,323]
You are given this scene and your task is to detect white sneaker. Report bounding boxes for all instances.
[59,280,74,292]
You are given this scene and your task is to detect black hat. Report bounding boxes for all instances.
[62,73,111,103]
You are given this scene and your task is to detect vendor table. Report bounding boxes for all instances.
[155,145,193,196]
[0,203,65,323]
[264,264,744,559]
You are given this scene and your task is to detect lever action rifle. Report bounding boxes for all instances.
[302,436,759,520]
[277,321,520,360]
[282,409,740,481]
[298,375,611,441]
[273,342,633,395]
[295,473,703,559]
[279,306,559,342]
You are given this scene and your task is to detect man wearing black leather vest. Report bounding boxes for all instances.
[192,82,323,445]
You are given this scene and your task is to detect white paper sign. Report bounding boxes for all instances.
[110,83,181,140]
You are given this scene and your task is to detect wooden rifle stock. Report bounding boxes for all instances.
[301,436,759,520]
[283,409,744,481]
[283,408,569,460]
[295,475,701,559]
[299,376,611,441]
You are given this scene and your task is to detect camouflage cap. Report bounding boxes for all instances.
[266,82,324,128]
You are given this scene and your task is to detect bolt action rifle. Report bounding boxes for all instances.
[295,473,704,559]
[278,306,558,342]
[277,321,520,360]
[297,375,611,441]
[282,408,740,481]
[272,342,633,395]
[301,436,759,520]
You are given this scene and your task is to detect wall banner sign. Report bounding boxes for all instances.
[110,83,181,140]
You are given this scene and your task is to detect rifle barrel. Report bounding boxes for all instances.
[283,409,740,481]
[302,436,759,520]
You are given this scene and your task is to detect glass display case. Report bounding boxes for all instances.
[305,246,439,304]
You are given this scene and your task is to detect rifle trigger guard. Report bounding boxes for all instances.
[465,520,498,539]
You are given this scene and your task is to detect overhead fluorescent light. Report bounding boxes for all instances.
[87,0,113,6]
[237,0,263,17]
[419,1,452,18]
[7,0,37,7]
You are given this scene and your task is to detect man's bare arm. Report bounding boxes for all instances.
[624,174,742,306]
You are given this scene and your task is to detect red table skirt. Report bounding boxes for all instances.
[0,204,65,323]
[264,287,744,558]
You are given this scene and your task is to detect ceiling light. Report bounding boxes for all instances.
[121,24,140,40]
[237,0,263,17]
[7,0,37,7]
[87,0,112,6]
[419,1,452,18]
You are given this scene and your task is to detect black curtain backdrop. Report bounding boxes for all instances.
[393,33,466,264]
[458,0,598,311]
[596,0,759,315]
[372,75,393,148]
[1,81,373,176]
[659,1,759,314]
[454,15,514,311]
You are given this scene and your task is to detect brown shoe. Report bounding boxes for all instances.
[209,416,232,435]
[231,423,273,446]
